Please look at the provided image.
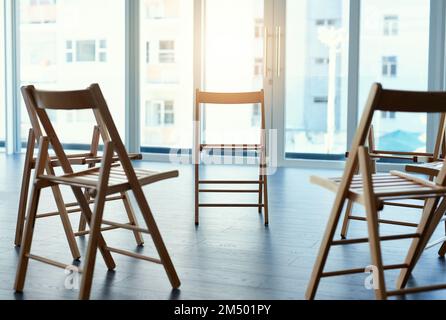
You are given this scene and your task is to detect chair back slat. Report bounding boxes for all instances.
[377,89,446,113]
[32,87,96,110]
[346,83,446,188]
[197,91,263,105]
[21,84,133,179]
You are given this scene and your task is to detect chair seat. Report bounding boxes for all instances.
[39,165,179,195]
[405,161,444,177]
[311,171,446,207]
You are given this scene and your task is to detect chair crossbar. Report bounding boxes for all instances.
[348,216,418,228]
[199,180,264,185]
[322,264,409,278]
[104,247,162,265]
[331,233,420,246]
[27,254,82,272]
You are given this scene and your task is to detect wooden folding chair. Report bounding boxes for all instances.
[15,84,180,300]
[16,93,145,261]
[340,117,446,239]
[194,90,269,226]
[307,83,446,300]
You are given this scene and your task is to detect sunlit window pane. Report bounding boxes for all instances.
[0,4,5,146]
[203,0,264,145]
[285,0,349,157]
[19,0,126,146]
[359,0,429,153]
[140,0,194,150]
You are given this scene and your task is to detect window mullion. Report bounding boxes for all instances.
[427,0,446,153]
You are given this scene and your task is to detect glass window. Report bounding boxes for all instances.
[76,40,96,62]
[382,56,397,77]
[203,0,264,146]
[384,15,399,36]
[19,0,126,146]
[159,40,175,63]
[140,0,193,150]
[359,0,430,153]
[0,3,5,146]
[285,0,349,158]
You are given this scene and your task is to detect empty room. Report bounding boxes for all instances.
[2,0,446,313]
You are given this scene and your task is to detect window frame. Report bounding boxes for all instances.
[2,0,446,172]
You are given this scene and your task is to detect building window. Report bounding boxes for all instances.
[66,39,107,63]
[315,57,329,65]
[254,18,264,38]
[146,100,175,127]
[252,105,261,127]
[22,0,57,24]
[159,40,175,63]
[66,40,73,63]
[146,41,150,63]
[145,0,165,19]
[315,19,337,27]
[384,15,399,36]
[98,39,107,62]
[254,57,263,77]
[313,96,328,104]
[76,40,96,62]
[382,56,398,77]
[381,112,396,119]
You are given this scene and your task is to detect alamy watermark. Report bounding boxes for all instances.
[64,265,81,291]
[364,265,380,290]
[169,123,278,176]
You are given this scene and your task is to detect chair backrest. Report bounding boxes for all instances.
[347,83,446,188]
[21,84,134,178]
[22,86,103,158]
[195,90,266,146]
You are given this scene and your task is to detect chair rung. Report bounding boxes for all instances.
[101,220,150,234]
[199,204,264,208]
[382,201,425,209]
[426,236,446,250]
[322,264,408,278]
[105,247,161,264]
[349,216,419,228]
[199,189,260,193]
[387,283,446,297]
[75,225,120,237]
[199,180,263,185]
[332,233,420,246]
[27,254,82,272]
[36,195,124,219]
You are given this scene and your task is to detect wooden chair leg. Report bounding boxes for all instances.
[46,164,81,260]
[72,187,116,271]
[263,171,269,226]
[258,175,263,214]
[15,129,35,247]
[305,197,347,300]
[359,147,387,300]
[195,163,200,226]
[133,187,181,289]
[258,159,263,214]
[78,192,109,300]
[77,193,88,233]
[79,142,115,300]
[121,192,144,246]
[14,186,41,292]
[439,241,446,257]
[397,198,446,289]
[340,165,360,240]
[340,200,354,239]
[51,185,81,260]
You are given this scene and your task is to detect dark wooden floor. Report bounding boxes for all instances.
[1,153,446,300]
